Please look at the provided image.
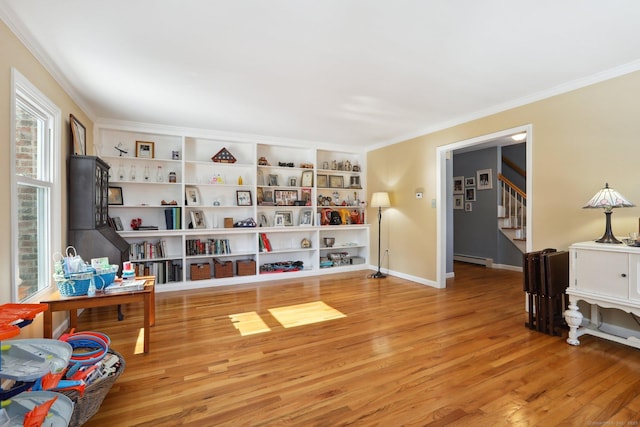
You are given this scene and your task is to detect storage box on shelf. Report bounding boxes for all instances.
[190,262,211,281]
[213,258,233,278]
[95,123,369,291]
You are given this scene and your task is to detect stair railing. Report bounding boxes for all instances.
[498,173,526,236]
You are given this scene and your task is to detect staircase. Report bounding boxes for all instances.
[498,173,526,252]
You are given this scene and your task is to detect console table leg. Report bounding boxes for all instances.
[564,302,583,346]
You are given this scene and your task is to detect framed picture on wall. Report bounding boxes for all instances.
[477,168,493,190]
[70,114,86,155]
[465,187,476,202]
[453,194,464,210]
[465,177,475,187]
[465,202,473,212]
[453,176,464,194]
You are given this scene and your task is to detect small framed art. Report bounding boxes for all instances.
[465,177,476,187]
[70,114,86,155]
[453,176,464,194]
[317,174,328,188]
[329,175,344,188]
[276,210,294,226]
[453,194,464,210]
[477,169,493,190]
[299,209,313,226]
[465,187,476,202]
[190,210,206,229]
[136,141,155,158]
[108,186,123,205]
[301,170,313,187]
[185,186,201,205]
[236,190,252,206]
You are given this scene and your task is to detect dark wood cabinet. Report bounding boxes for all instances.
[68,155,129,269]
[69,155,110,229]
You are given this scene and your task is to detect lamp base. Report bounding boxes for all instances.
[595,235,623,244]
[595,211,623,244]
[371,271,387,279]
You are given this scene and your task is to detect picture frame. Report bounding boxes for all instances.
[185,186,201,205]
[112,216,124,231]
[190,210,206,229]
[465,177,476,187]
[477,168,493,190]
[301,170,313,187]
[276,210,294,226]
[268,174,279,186]
[301,188,312,204]
[299,209,313,226]
[350,175,361,188]
[453,176,464,194]
[236,190,252,206]
[317,174,328,188]
[453,194,464,210]
[262,189,274,204]
[274,189,298,205]
[108,186,123,205]
[465,202,473,212]
[329,175,344,189]
[274,213,285,227]
[289,177,297,187]
[70,114,86,155]
[136,141,155,158]
[465,187,476,202]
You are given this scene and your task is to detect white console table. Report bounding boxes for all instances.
[565,241,640,349]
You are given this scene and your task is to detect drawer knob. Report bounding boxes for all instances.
[621,273,627,278]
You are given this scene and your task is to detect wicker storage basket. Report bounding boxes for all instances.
[62,349,125,427]
[54,271,94,296]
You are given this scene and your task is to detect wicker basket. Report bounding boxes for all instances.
[62,350,126,427]
[54,271,94,296]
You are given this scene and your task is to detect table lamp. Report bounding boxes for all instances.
[583,183,634,244]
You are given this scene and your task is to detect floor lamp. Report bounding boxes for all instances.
[371,192,390,279]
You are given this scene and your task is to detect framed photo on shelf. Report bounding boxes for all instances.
[301,188,312,204]
[185,186,201,205]
[317,174,328,188]
[236,190,252,206]
[112,216,124,231]
[135,141,155,158]
[477,168,493,190]
[301,170,313,187]
[70,114,86,155]
[465,187,476,202]
[262,189,274,204]
[274,213,285,227]
[299,209,313,226]
[276,210,294,226]
[329,175,344,189]
[465,177,476,187]
[190,210,206,229]
[453,194,464,210]
[274,189,298,205]
[268,174,279,186]
[108,186,123,205]
[289,177,297,187]
[453,176,464,194]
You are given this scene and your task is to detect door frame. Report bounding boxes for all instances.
[436,124,533,288]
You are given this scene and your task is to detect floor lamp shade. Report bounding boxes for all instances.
[583,183,634,244]
[371,192,390,279]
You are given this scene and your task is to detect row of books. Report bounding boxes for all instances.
[131,260,183,284]
[258,233,273,252]
[186,239,231,256]
[129,240,169,260]
[164,207,182,230]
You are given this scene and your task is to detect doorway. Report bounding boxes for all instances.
[435,125,533,288]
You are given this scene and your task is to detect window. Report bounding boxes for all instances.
[11,69,61,302]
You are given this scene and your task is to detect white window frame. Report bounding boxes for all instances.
[10,69,61,302]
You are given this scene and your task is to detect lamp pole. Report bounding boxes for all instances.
[372,205,386,278]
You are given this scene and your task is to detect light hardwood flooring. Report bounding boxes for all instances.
[75,263,640,426]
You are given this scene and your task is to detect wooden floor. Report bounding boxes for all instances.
[75,263,640,426]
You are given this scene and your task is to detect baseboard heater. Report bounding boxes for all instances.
[453,254,493,268]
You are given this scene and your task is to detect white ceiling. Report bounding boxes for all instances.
[3,1,640,150]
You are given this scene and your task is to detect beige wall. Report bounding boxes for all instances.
[368,71,640,283]
[1,19,92,335]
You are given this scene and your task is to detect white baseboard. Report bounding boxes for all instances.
[453,254,493,267]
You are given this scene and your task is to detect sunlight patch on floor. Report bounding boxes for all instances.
[229,311,272,336]
[134,328,144,354]
[268,301,346,328]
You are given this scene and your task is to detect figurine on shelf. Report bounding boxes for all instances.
[130,218,142,230]
[258,156,270,166]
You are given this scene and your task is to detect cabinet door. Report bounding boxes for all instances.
[574,249,628,299]
[628,254,640,302]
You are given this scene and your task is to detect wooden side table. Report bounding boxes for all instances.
[41,276,155,353]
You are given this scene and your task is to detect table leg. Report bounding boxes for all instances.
[43,310,53,338]
[69,309,78,330]
[143,292,150,353]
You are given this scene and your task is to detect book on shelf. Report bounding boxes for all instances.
[164,207,181,230]
[259,233,272,252]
